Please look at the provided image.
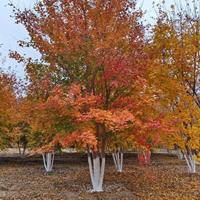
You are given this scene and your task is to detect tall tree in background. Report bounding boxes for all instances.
[0,71,17,149]
[150,0,200,173]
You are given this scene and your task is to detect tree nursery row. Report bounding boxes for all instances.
[1,0,200,192]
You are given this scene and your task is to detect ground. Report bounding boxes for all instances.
[0,155,199,200]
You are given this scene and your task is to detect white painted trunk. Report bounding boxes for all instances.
[183,152,196,173]
[143,151,147,163]
[112,151,123,172]
[42,152,55,172]
[176,149,184,160]
[88,154,105,192]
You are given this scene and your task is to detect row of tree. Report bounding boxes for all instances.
[0,0,200,192]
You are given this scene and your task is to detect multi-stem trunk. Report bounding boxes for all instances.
[112,148,123,172]
[183,150,196,173]
[17,142,27,158]
[138,149,151,165]
[42,152,55,172]
[87,151,105,192]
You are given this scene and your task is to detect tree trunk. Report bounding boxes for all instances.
[176,149,184,160]
[18,143,26,158]
[112,148,123,172]
[17,142,22,157]
[138,149,151,165]
[183,151,196,173]
[42,152,55,172]
[87,152,105,192]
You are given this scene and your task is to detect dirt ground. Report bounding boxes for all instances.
[0,155,199,200]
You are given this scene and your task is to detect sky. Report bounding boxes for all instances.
[0,0,175,79]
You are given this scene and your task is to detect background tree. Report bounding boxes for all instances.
[149,0,200,173]
[12,121,30,158]
[0,71,17,149]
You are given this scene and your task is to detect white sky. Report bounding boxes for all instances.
[0,0,175,79]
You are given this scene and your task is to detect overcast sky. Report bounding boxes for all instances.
[0,0,175,79]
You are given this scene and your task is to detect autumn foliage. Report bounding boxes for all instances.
[0,72,18,149]
[10,0,153,156]
[4,0,200,193]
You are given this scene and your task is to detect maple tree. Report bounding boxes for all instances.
[0,71,18,150]
[11,121,30,158]
[149,0,200,173]
[128,83,171,165]
[11,0,151,191]
[23,79,66,172]
[0,64,35,158]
